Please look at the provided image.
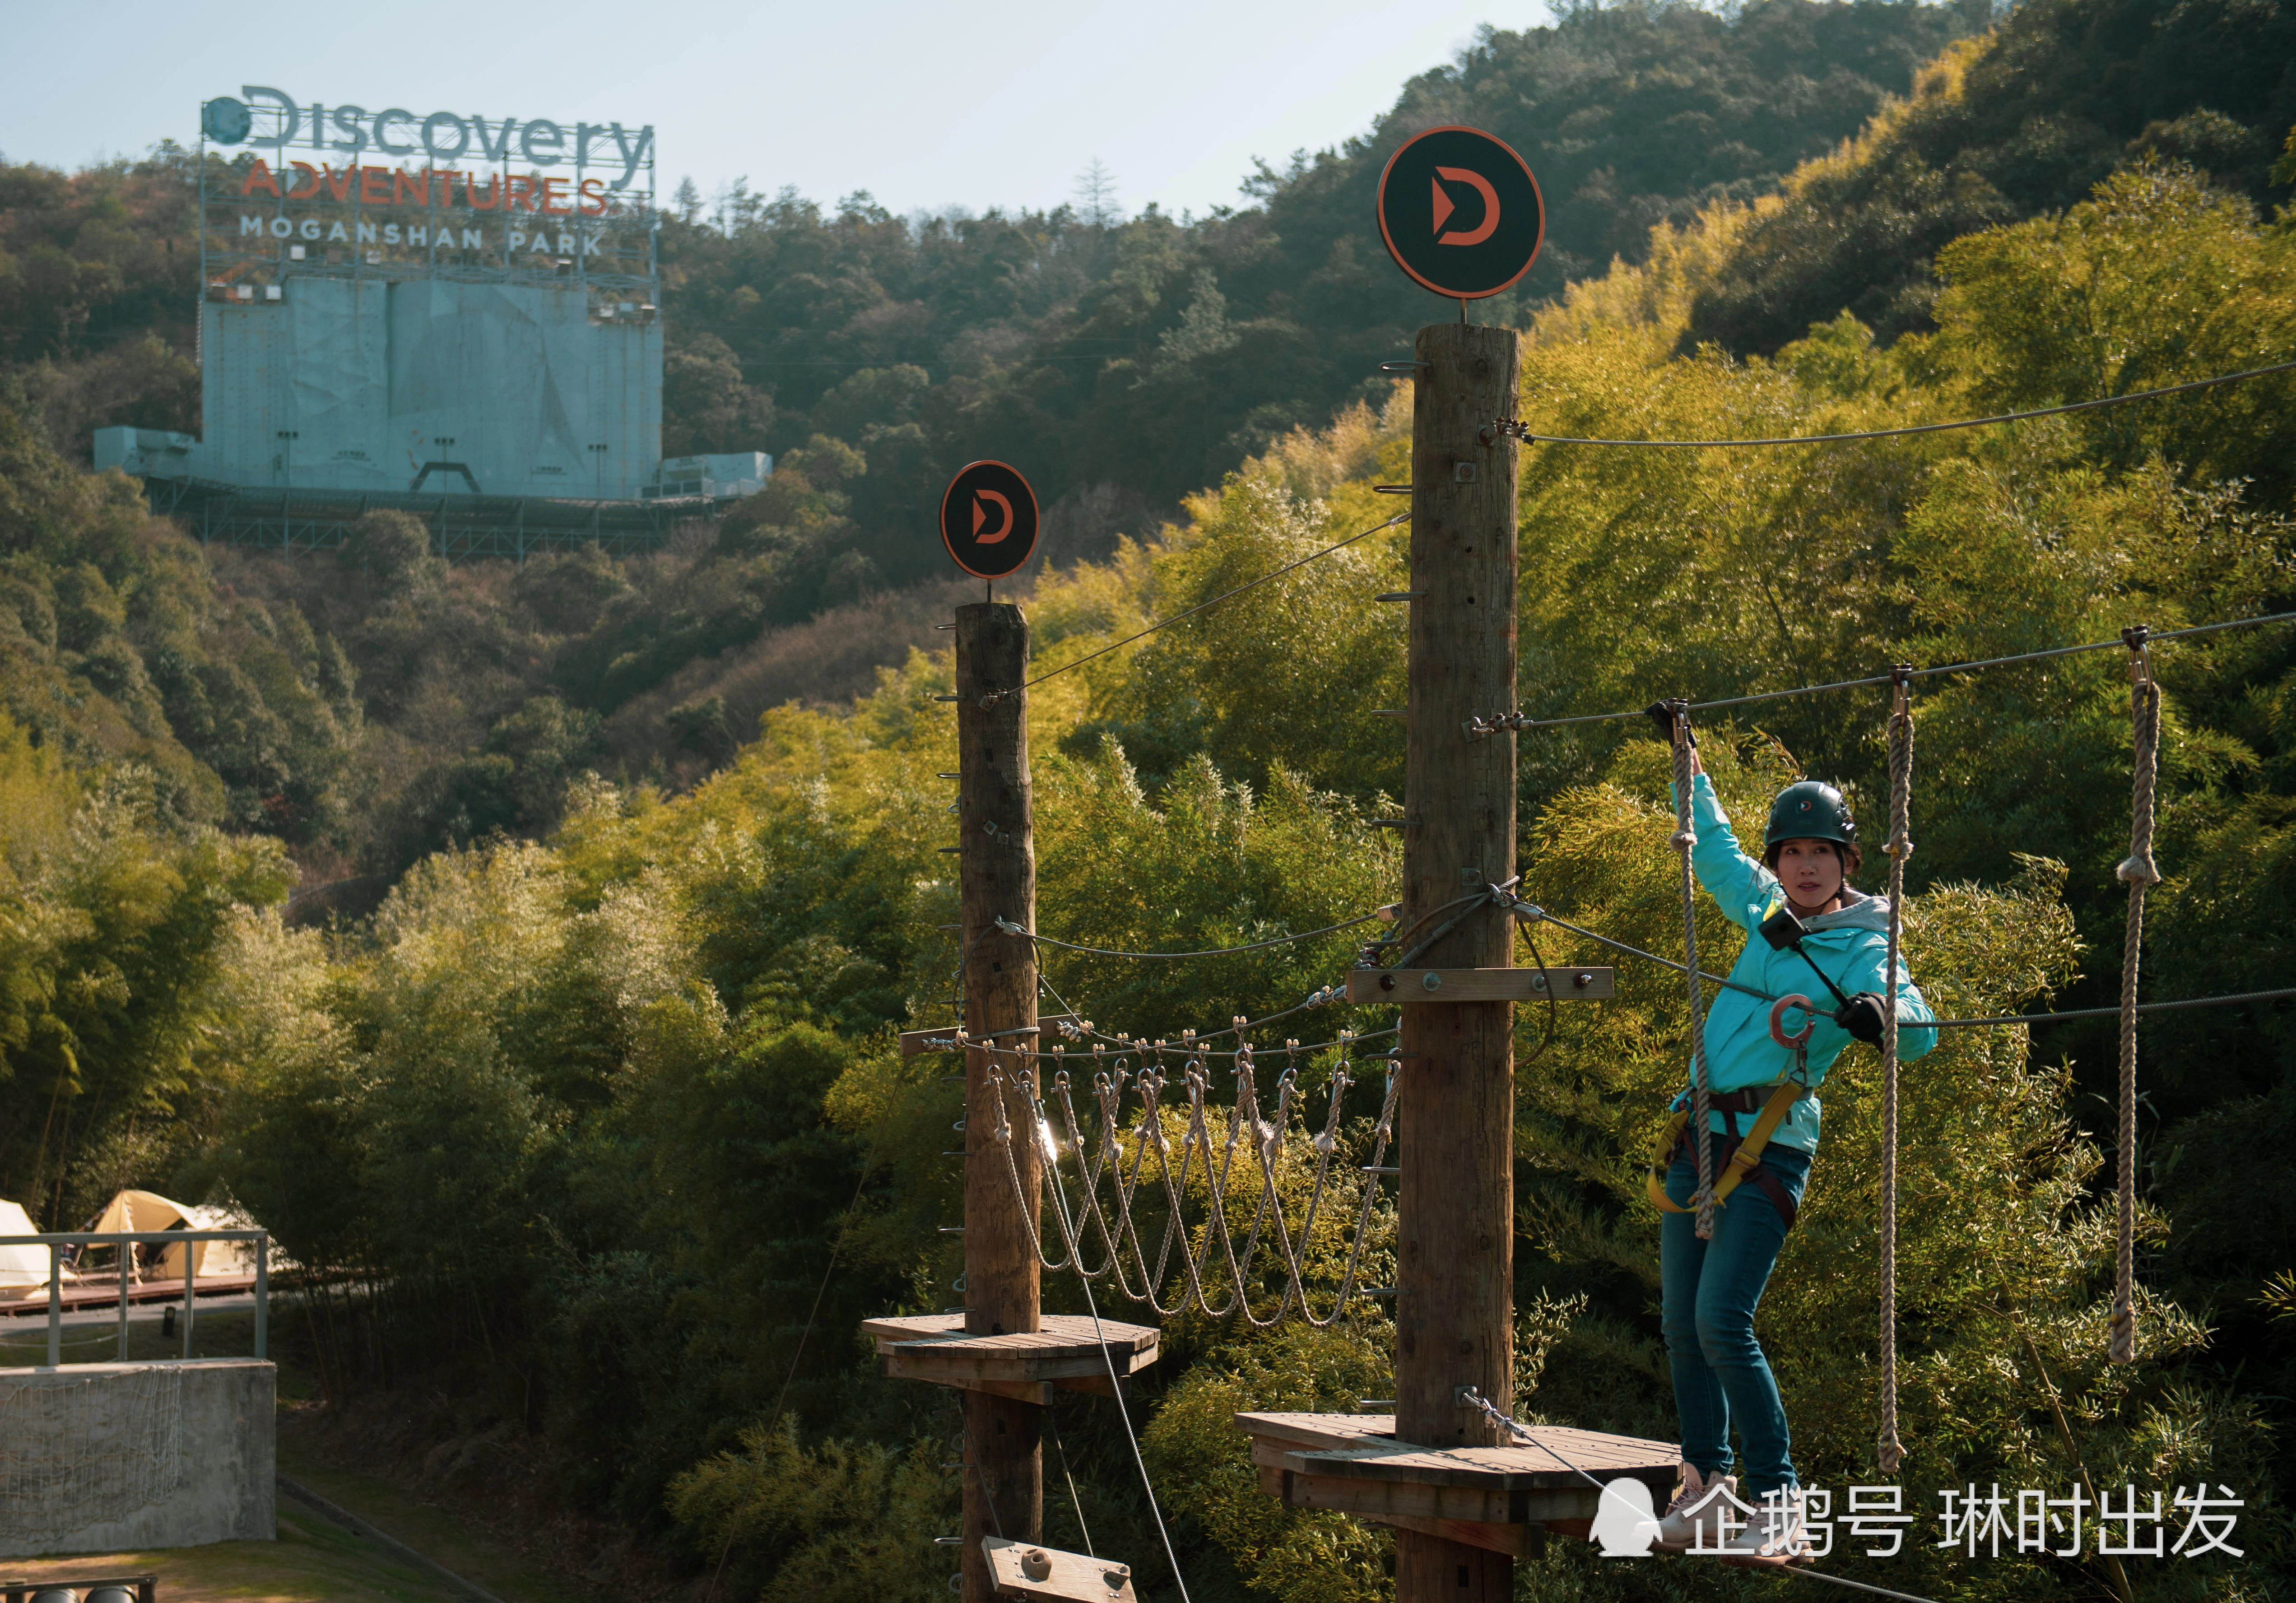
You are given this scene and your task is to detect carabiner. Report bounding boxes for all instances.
[1769,993,1818,1050]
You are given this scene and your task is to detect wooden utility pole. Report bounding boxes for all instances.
[955,601,1043,1602]
[1394,322,1523,1603]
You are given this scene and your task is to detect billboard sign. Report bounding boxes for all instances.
[204,88,652,188]
[200,87,657,288]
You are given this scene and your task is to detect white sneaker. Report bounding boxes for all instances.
[1722,1492,1809,1565]
[1652,1464,1738,1552]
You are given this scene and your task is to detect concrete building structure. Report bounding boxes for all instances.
[95,90,768,559]
[0,1360,274,1556]
[100,278,664,500]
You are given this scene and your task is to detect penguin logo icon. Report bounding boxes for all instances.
[1592,1478,1660,1557]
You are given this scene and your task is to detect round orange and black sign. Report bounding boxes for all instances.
[1376,126,1545,300]
[939,460,1039,579]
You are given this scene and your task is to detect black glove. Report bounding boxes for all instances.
[1835,992,1888,1045]
[1644,701,1696,746]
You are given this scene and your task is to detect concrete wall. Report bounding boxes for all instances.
[0,1361,274,1558]
[195,275,662,497]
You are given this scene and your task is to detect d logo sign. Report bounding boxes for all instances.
[941,461,1038,579]
[1377,126,1544,300]
[1432,167,1500,247]
[972,488,1013,543]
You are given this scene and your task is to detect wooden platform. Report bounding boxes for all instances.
[1236,1411,1679,1557]
[863,1312,1161,1403]
[0,1273,261,1318]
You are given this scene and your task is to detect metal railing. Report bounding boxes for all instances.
[0,1231,270,1370]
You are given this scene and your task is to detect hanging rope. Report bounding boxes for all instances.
[973,1034,1399,1327]
[2111,628,2163,1364]
[1665,702,1719,1238]
[1876,668,1914,1475]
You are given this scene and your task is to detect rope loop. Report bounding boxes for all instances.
[977,1020,1402,1326]
[2111,625,2161,1366]
[1663,699,1719,1238]
[1875,667,1915,1476]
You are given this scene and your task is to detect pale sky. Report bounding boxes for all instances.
[0,0,1546,222]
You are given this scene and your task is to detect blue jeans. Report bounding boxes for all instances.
[1659,1143,1811,1498]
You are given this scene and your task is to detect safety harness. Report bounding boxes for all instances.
[1647,994,1817,1229]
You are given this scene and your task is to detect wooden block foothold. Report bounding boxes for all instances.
[1345,966,1615,1004]
[982,1536,1138,1602]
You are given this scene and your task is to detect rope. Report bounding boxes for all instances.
[2111,630,2162,1365]
[1507,901,1772,999]
[1046,1409,1096,1559]
[1027,952,1394,1060]
[1666,704,1718,1238]
[981,511,1408,702]
[1040,1135,1196,1603]
[979,1035,1399,1327]
[995,910,1382,961]
[1469,607,2296,734]
[1514,897,2287,1021]
[1876,671,1912,1476]
[1483,354,2296,449]
[1926,986,2296,1026]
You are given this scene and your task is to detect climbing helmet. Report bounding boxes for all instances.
[1764,780,1856,851]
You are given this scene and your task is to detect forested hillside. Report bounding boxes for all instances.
[9,0,2287,891]
[0,0,1999,885]
[3,2,2295,1597]
[647,0,1980,585]
[1686,0,2296,352]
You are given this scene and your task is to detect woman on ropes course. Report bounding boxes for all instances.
[1651,736,1938,1561]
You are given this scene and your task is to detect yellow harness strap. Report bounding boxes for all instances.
[1645,1079,1806,1215]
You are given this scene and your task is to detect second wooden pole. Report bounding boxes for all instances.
[1394,321,1523,1603]
[956,601,1043,1601]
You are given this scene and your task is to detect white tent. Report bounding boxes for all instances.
[0,1198,72,1299]
[88,1189,261,1282]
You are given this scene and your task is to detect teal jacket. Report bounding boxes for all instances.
[1666,772,1938,1154]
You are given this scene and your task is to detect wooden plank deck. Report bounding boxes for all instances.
[862,1312,1161,1397]
[1235,1410,1680,1555]
[0,1273,261,1319]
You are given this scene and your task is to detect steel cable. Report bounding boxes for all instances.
[981,511,1408,702]
[1472,607,2296,734]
